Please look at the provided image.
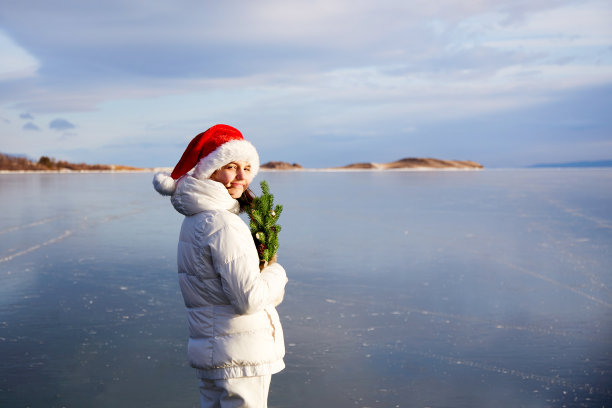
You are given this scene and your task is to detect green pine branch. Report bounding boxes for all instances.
[249,181,283,263]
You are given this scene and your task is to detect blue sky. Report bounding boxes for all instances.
[1,0,611,168]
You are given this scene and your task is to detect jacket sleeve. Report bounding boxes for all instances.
[210,220,288,315]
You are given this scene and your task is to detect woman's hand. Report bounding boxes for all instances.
[259,253,278,271]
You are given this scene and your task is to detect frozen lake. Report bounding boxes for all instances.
[1,169,611,407]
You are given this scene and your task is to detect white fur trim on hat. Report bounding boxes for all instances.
[153,172,177,196]
[193,139,260,180]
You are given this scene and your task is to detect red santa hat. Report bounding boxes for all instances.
[153,124,259,196]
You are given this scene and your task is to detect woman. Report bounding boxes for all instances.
[153,124,288,408]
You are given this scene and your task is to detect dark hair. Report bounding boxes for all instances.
[237,187,255,212]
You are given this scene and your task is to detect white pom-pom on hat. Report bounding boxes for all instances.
[153,172,177,196]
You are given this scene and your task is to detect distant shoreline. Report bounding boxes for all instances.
[1,166,484,174]
[0,167,484,174]
[259,166,483,172]
[1,153,484,172]
[260,158,483,171]
[0,152,150,173]
[0,169,154,174]
[4,167,612,175]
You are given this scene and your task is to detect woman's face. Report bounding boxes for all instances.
[210,161,252,198]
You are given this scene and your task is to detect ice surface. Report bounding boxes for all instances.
[0,170,611,407]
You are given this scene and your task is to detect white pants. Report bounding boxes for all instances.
[199,375,272,408]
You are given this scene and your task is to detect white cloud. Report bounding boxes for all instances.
[471,2,612,58]
[0,31,39,80]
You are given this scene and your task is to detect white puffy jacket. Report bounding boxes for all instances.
[171,176,287,379]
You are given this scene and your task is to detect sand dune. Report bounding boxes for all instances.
[337,157,483,170]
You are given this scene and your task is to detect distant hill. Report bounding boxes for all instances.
[0,152,143,172]
[337,157,483,170]
[530,160,612,168]
[260,161,303,170]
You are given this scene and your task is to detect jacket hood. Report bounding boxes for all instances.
[171,176,240,216]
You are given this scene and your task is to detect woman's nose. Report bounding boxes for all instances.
[236,168,245,180]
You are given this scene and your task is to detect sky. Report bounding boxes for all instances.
[0,0,611,168]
